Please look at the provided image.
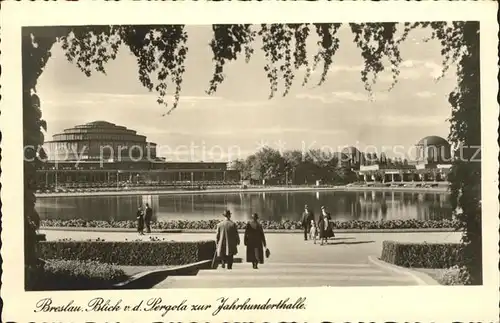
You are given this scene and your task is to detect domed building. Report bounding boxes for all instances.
[356,135,452,185]
[415,135,452,164]
[414,135,452,182]
[37,121,240,189]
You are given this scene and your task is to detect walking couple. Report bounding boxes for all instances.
[301,204,335,245]
[136,203,153,235]
[215,210,269,270]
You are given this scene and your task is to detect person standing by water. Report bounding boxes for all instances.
[321,206,335,238]
[216,210,240,270]
[136,205,145,235]
[301,204,314,241]
[318,205,334,245]
[144,203,153,233]
[244,213,268,269]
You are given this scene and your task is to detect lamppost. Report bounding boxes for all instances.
[55,161,58,189]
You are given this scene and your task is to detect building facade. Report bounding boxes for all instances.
[356,135,453,184]
[44,121,158,162]
[37,121,240,188]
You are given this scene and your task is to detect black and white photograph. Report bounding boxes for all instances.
[1,1,498,322]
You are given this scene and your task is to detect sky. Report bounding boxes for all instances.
[36,24,458,162]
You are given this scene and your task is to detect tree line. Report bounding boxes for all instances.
[230,147,412,185]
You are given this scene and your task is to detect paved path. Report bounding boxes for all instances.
[41,230,460,287]
[154,261,416,288]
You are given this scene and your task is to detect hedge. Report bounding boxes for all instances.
[29,259,128,291]
[436,265,470,285]
[380,240,463,268]
[39,240,216,266]
[40,218,459,230]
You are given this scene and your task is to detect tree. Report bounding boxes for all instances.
[380,152,388,165]
[306,148,335,182]
[252,147,285,183]
[365,153,374,165]
[244,154,260,181]
[231,159,248,180]
[282,149,304,184]
[244,148,345,185]
[334,164,358,184]
[23,22,482,285]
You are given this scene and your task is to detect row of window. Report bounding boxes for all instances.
[53,134,146,141]
[67,128,132,133]
[37,162,229,170]
[47,143,156,151]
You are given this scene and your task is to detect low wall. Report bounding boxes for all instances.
[39,240,216,266]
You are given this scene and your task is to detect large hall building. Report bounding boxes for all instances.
[37,121,240,189]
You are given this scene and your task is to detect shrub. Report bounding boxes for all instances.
[380,240,463,268]
[30,259,128,291]
[39,240,216,266]
[40,218,459,230]
[436,265,470,285]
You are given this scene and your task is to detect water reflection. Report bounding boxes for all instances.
[36,190,453,222]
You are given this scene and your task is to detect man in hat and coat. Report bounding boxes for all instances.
[301,204,315,241]
[216,210,240,269]
[144,203,153,233]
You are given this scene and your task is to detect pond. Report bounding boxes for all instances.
[36,190,453,222]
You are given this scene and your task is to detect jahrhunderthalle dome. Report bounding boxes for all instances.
[53,121,146,142]
[45,121,157,161]
[415,135,451,164]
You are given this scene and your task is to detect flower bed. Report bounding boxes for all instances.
[380,240,463,268]
[39,239,216,266]
[40,218,459,230]
[28,259,128,291]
